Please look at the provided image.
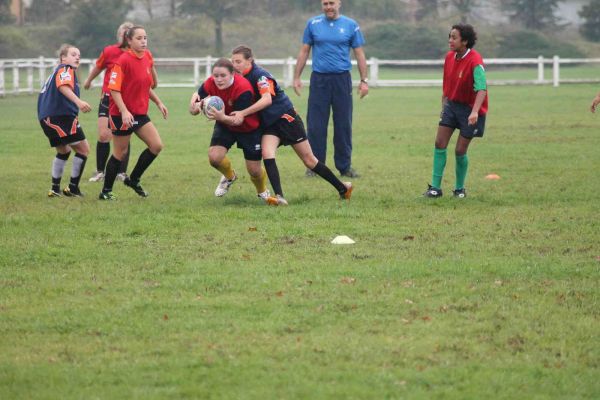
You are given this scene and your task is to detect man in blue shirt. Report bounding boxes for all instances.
[293,0,369,178]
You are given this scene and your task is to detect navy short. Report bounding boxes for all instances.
[108,114,151,136]
[263,109,308,146]
[439,100,486,138]
[98,93,110,118]
[40,115,86,147]
[210,123,262,161]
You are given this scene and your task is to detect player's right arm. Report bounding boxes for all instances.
[58,85,91,113]
[108,64,133,127]
[293,44,311,96]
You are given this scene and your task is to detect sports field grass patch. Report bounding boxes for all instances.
[0,85,599,399]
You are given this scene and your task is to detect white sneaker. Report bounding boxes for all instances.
[89,171,105,182]
[257,189,271,203]
[266,194,288,206]
[214,174,237,197]
[116,172,128,182]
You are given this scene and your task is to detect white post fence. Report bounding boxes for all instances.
[1,56,599,97]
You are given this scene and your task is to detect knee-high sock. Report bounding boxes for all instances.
[264,158,283,196]
[96,141,110,172]
[119,142,131,174]
[312,161,347,194]
[215,156,235,180]
[250,167,267,194]
[432,147,447,189]
[130,148,157,183]
[102,155,121,193]
[455,154,469,190]
[69,153,87,187]
[51,152,70,190]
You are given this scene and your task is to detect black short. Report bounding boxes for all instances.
[98,93,110,118]
[263,109,308,146]
[439,100,486,138]
[40,115,86,147]
[108,114,151,136]
[210,123,262,161]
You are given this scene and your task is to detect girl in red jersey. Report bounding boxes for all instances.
[424,23,488,199]
[38,44,92,197]
[83,22,134,183]
[99,26,168,200]
[189,58,269,201]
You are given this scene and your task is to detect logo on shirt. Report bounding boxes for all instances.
[59,69,72,84]
[312,18,323,24]
[257,76,270,90]
[458,70,463,79]
[339,28,345,34]
[109,71,118,85]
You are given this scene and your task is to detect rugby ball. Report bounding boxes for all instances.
[203,96,224,117]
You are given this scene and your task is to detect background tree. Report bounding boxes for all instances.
[502,0,564,30]
[178,0,250,56]
[449,0,479,23]
[0,0,15,25]
[415,0,440,22]
[68,0,131,57]
[579,0,600,42]
[26,0,71,23]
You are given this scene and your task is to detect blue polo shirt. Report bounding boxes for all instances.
[302,14,365,73]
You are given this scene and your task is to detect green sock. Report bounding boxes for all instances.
[432,148,447,189]
[455,154,469,190]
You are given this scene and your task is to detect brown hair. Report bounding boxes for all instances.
[212,58,234,73]
[57,44,75,62]
[124,25,145,43]
[231,45,253,60]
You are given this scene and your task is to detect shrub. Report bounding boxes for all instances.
[497,30,584,58]
[365,24,446,60]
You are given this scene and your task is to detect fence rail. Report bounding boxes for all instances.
[1,56,599,97]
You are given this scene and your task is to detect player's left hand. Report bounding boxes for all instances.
[468,111,478,126]
[206,106,225,122]
[229,111,244,126]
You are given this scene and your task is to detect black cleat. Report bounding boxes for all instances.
[452,188,467,198]
[98,191,116,200]
[423,184,443,198]
[124,177,148,197]
[340,167,360,178]
[63,185,83,197]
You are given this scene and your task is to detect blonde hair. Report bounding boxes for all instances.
[117,21,135,45]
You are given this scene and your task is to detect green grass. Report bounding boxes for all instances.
[0,85,599,399]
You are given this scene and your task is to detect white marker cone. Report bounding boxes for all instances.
[331,235,355,244]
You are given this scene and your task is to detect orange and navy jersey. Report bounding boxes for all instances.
[198,74,260,133]
[443,49,488,115]
[108,49,154,116]
[37,64,80,120]
[243,62,293,127]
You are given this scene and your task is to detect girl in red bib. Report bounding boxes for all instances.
[424,23,488,199]
[99,26,168,200]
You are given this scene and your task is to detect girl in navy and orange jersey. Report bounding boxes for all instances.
[424,23,488,199]
[38,44,92,198]
[189,58,269,202]
[83,22,159,183]
[99,25,168,200]
[229,45,353,206]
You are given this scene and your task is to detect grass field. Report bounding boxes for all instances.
[1,84,599,399]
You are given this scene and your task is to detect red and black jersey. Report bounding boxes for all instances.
[443,49,488,115]
[95,44,123,94]
[198,74,260,133]
[108,49,154,116]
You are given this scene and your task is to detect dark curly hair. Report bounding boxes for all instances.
[451,23,477,49]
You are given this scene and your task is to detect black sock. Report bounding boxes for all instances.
[312,161,347,194]
[102,155,121,193]
[264,158,283,196]
[130,149,157,183]
[69,153,87,188]
[96,141,110,172]
[119,143,131,174]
